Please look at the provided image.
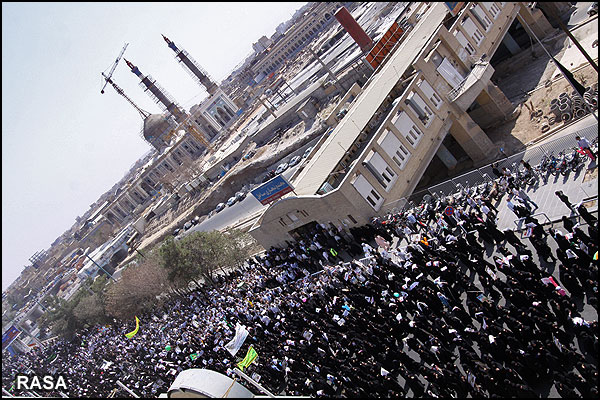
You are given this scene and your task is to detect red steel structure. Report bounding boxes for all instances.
[334,6,373,52]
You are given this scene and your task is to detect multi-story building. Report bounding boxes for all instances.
[249,2,553,248]
[250,2,342,82]
[252,35,274,53]
[103,130,206,224]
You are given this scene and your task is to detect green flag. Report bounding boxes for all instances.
[237,346,258,371]
[190,352,199,361]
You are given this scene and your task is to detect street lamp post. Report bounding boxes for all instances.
[84,254,116,282]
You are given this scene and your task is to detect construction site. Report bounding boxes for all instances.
[4,1,598,312]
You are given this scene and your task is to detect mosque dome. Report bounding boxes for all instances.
[142,114,173,148]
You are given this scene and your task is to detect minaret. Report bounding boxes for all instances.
[124,59,186,123]
[162,34,219,96]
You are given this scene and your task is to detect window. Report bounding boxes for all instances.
[454,30,475,56]
[461,16,484,46]
[377,130,411,170]
[470,4,492,32]
[364,150,398,191]
[405,91,434,128]
[482,2,501,19]
[392,110,424,148]
[437,57,465,88]
[347,214,357,224]
[351,173,384,210]
[417,78,443,109]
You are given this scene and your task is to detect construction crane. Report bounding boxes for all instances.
[101,43,128,95]
[101,43,150,120]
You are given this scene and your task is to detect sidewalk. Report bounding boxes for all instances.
[495,160,598,231]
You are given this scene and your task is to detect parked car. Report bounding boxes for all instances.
[226,196,237,207]
[183,221,193,231]
[588,2,598,16]
[215,202,226,213]
[172,228,181,237]
[275,162,289,175]
[235,191,247,202]
[289,156,301,167]
[262,170,276,183]
[193,216,200,224]
[303,146,313,159]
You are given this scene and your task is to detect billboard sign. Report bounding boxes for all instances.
[444,2,465,17]
[251,175,294,206]
[2,325,21,351]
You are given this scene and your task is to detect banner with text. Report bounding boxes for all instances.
[251,175,294,206]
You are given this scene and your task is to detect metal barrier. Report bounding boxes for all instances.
[513,212,553,237]
[380,123,598,217]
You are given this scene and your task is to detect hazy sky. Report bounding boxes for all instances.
[2,2,306,291]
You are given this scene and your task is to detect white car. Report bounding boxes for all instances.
[215,203,225,213]
[235,191,247,202]
[226,196,237,207]
[289,156,301,167]
[275,163,289,175]
[303,146,313,159]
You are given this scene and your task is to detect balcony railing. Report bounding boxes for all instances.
[447,61,490,102]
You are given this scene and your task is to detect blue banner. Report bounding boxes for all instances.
[251,175,294,205]
[2,325,20,350]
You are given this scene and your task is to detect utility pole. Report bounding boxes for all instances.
[85,254,116,282]
[544,6,597,72]
[518,13,598,123]
[307,47,346,91]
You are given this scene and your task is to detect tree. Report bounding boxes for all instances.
[104,250,171,320]
[158,237,195,294]
[90,274,109,295]
[40,295,83,339]
[73,294,106,326]
[178,229,254,286]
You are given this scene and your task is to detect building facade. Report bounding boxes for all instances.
[249,2,552,249]
[250,2,342,82]
[190,88,240,135]
[104,132,206,224]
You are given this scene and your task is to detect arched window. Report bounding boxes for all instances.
[216,107,232,123]
[223,104,235,118]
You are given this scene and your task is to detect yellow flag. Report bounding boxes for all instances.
[125,316,140,339]
[237,346,258,370]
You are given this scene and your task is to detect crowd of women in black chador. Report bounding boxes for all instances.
[3,179,598,398]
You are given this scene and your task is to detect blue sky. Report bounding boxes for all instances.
[2,2,306,291]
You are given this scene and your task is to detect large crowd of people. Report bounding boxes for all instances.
[3,161,598,398]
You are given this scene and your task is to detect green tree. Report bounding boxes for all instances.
[40,295,83,339]
[178,229,254,286]
[73,293,107,326]
[159,237,196,295]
